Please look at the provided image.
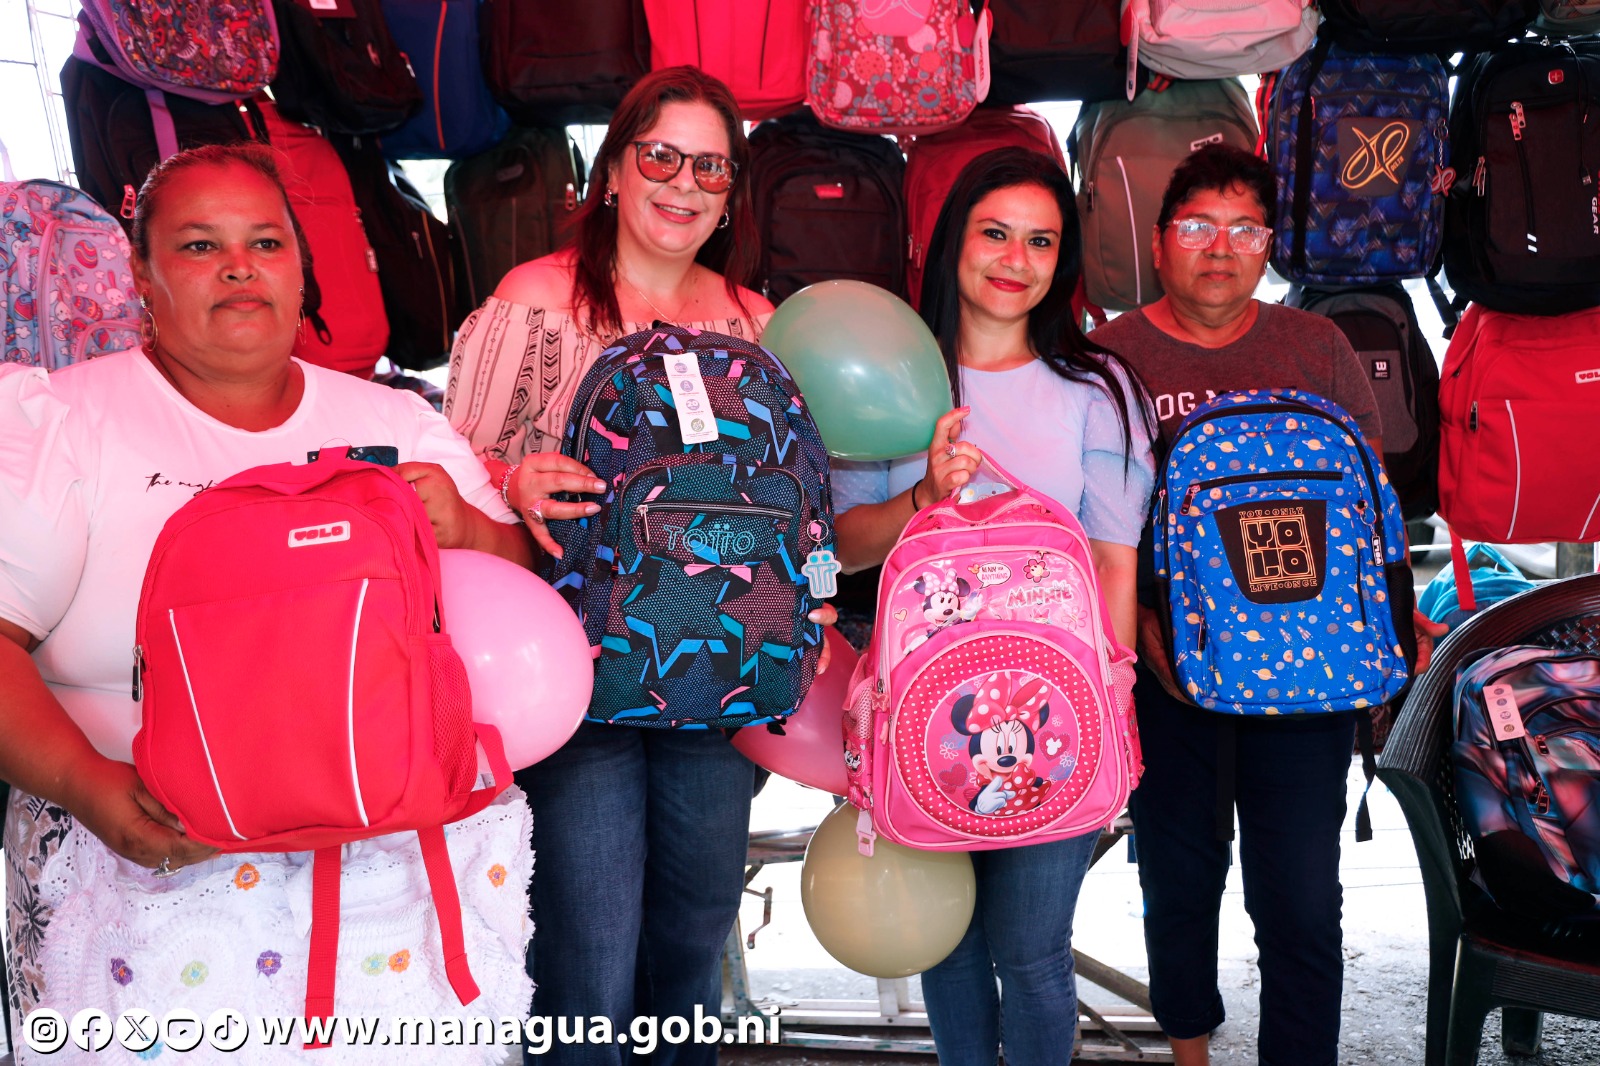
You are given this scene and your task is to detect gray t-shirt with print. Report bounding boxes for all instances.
[1090,301,1382,452]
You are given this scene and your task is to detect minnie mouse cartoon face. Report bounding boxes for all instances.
[950,673,1053,817]
[912,571,973,629]
[1023,552,1054,584]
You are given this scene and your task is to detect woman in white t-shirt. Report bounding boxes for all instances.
[0,144,534,1064]
[833,147,1155,1066]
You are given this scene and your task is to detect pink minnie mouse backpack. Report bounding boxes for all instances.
[843,454,1140,854]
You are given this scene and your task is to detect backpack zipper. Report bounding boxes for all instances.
[1509,101,1539,253]
[1179,469,1343,515]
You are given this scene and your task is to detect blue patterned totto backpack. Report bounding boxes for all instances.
[1453,646,1600,921]
[1263,38,1450,285]
[542,324,835,729]
[1152,389,1415,714]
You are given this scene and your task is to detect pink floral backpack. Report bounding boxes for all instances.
[843,455,1141,854]
[805,0,993,135]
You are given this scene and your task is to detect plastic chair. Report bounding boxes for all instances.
[1378,573,1600,1065]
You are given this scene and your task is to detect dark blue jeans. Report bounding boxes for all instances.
[1128,670,1353,1066]
[921,831,1100,1066]
[519,723,755,1066]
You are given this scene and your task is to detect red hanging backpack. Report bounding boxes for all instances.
[643,0,807,120]
[132,449,511,1037]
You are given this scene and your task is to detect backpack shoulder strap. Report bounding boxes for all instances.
[304,844,343,1046]
[418,823,480,1006]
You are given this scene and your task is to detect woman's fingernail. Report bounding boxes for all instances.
[592,481,606,492]
[584,503,601,514]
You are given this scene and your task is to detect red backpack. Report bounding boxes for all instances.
[259,97,390,379]
[903,106,1066,309]
[644,0,807,120]
[1438,302,1600,607]
[132,450,511,1034]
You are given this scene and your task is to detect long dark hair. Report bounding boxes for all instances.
[569,66,757,338]
[919,146,1151,464]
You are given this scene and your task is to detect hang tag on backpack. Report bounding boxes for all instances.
[665,353,718,445]
[1484,683,1527,741]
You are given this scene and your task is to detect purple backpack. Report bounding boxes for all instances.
[73,0,279,159]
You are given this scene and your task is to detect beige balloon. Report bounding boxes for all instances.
[800,802,977,979]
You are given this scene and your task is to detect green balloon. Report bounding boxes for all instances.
[762,280,952,460]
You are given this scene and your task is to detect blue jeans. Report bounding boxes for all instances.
[518,723,755,1066]
[1128,669,1352,1066]
[921,831,1100,1066]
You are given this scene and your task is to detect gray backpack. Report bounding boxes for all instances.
[1536,0,1600,32]
[1069,78,1256,311]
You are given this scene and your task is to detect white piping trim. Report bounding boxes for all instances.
[168,610,245,841]
[1505,400,1522,540]
[1116,156,1141,305]
[1581,490,1600,542]
[347,579,371,828]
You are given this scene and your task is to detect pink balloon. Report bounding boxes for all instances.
[438,548,592,772]
[733,627,858,794]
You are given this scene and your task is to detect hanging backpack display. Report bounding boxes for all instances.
[481,0,649,124]
[747,111,906,303]
[541,324,835,729]
[259,98,389,378]
[1453,645,1600,923]
[379,0,507,159]
[60,54,269,235]
[1071,78,1256,312]
[1536,0,1600,32]
[1442,38,1600,317]
[1119,0,1317,99]
[270,0,423,136]
[1152,389,1415,715]
[1438,302,1600,552]
[1319,0,1538,52]
[1284,283,1441,521]
[444,126,584,313]
[1265,40,1450,286]
[644,0,806,120]
[335,136,463,371]
[904,106,1065,309]
[985,0,1131,106]
[841,454,1140,854]
[805,0,992,136]
[0,180,141,370]
[133,448,511,1030]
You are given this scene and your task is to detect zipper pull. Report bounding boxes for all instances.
[132,644,144,701]
[412,231,424,258]
[1535,734,1551,755]
[565,183,577,211]
[1473,156,1487,195]
[635,503,650,544]
[1510,101,1526,141]
[1469,401,1479,431]
[855,807,877,857]
[1179,483,1200,515]
[1530,778,1551,815]
[120,184,137,219]
[1085,180,1095,212]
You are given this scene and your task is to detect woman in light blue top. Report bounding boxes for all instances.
[833,147,1156,1066]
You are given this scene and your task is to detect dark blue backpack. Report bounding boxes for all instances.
[1153,389,1415,714]
[1264,38,1449,284]
[378,0,508,159]
[541,325,835,729]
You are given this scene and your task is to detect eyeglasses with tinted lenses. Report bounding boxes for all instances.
[631,141,738,194]
[1170,218,1273,255]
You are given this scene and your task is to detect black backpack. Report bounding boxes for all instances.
[1442,38,1600,317]
[270,0,423,135]
[747,111,907,303]
[444,126,585,310]
[1318,0,1537,51]
[1283,283,1441,520]
[334,135,463,370]
[60,54,268,232]
[481,0,649,125]
[985,0,1134,106]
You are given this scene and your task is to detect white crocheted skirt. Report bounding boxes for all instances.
[5,787,534,1065]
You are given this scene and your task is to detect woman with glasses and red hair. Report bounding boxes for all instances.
[446,67,834,1066]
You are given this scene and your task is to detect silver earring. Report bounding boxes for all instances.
[603,189,617,208]
[717,210,729,230]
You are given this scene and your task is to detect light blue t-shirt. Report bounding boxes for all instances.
[832,358,1156,546]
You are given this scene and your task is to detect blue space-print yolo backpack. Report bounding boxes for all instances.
[1153,389,1415,714]
[542,324,834,729]
[1453,646,1600,921]
[1263,38,1450,284]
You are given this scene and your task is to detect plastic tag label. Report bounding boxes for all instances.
[665,353,718,444]
[804,549,841,598]
[1485,683,1526,740]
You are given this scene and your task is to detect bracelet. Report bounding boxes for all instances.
[911,477,927,511]
[499,463,519,509]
